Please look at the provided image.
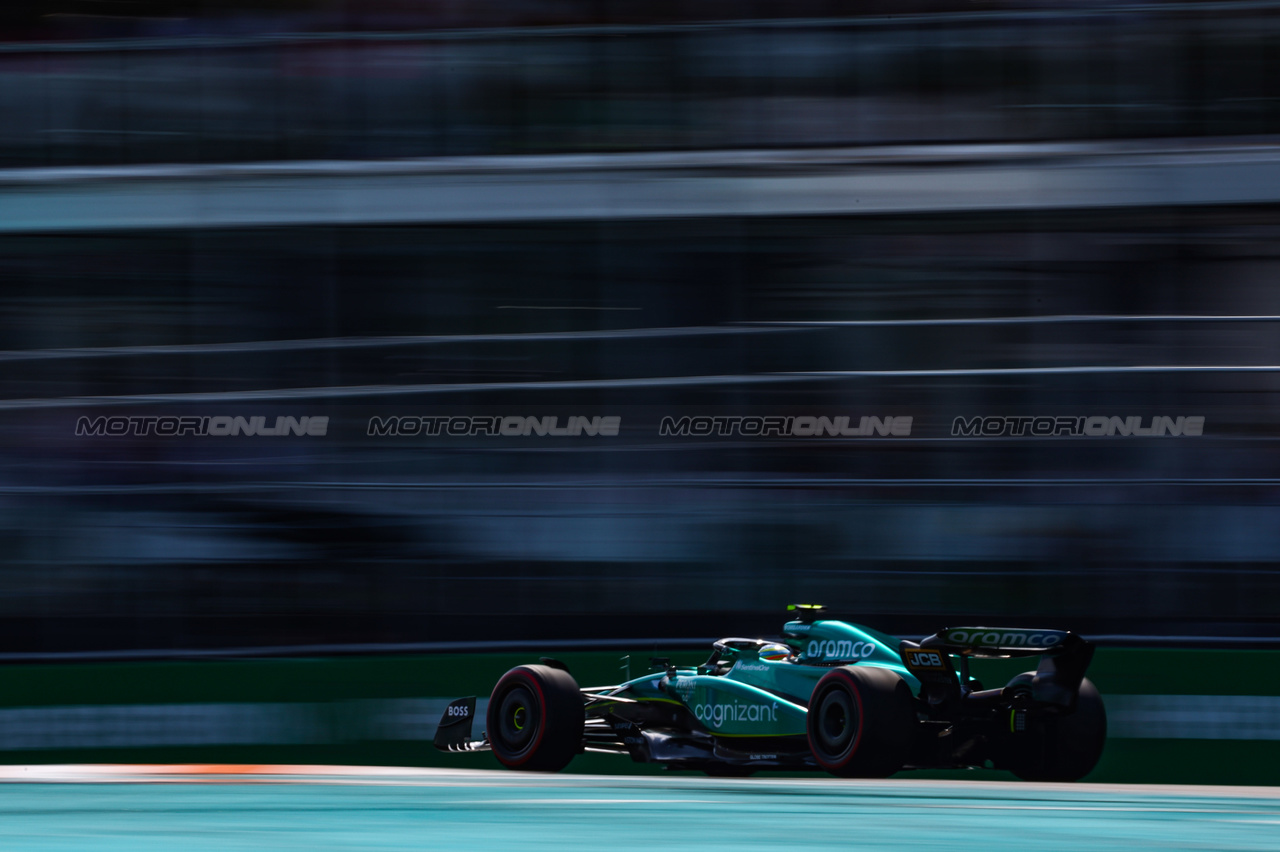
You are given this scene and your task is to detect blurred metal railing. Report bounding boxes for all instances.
[5,139,1280,231]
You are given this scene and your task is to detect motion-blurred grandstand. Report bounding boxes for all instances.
[1,0,1279,655]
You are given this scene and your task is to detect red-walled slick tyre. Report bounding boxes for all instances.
[807,665,916,777]
[487,664,584,772]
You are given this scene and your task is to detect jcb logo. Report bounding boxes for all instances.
[906,650,946,670]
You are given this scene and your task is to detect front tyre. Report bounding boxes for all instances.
[1007,675,1106,782]
[806,666,916,777]
[487,664,584,772]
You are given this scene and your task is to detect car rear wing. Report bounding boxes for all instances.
[902,626,1095,709]
[919,627,1079,657]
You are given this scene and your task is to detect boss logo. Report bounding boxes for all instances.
[905,650,946,669]
[446,705,471,718]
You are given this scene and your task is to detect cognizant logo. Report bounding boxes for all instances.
[806,640,876,660]
[694,700,779,728]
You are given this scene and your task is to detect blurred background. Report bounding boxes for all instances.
[2,0,1280,658]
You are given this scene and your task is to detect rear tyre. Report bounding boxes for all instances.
[487,664,584,772]
[806,666,916,777]
[1007,674,1106,782]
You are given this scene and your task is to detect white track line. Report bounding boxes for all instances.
[1,766,1278,800]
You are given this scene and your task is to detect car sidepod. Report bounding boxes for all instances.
[661,671,808,738]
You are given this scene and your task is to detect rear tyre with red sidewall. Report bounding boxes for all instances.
[487,664,584,772]
[807,666,916,777]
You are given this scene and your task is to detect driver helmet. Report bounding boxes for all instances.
[758,643,792,661]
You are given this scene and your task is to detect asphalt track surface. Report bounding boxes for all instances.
[1,766,1278,851]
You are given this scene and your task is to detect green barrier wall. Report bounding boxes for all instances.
[1,648,1276,784]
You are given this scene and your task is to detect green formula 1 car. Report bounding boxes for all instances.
[434,606,1106,780]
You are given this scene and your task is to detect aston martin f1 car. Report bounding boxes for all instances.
[434,606,1106,780]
